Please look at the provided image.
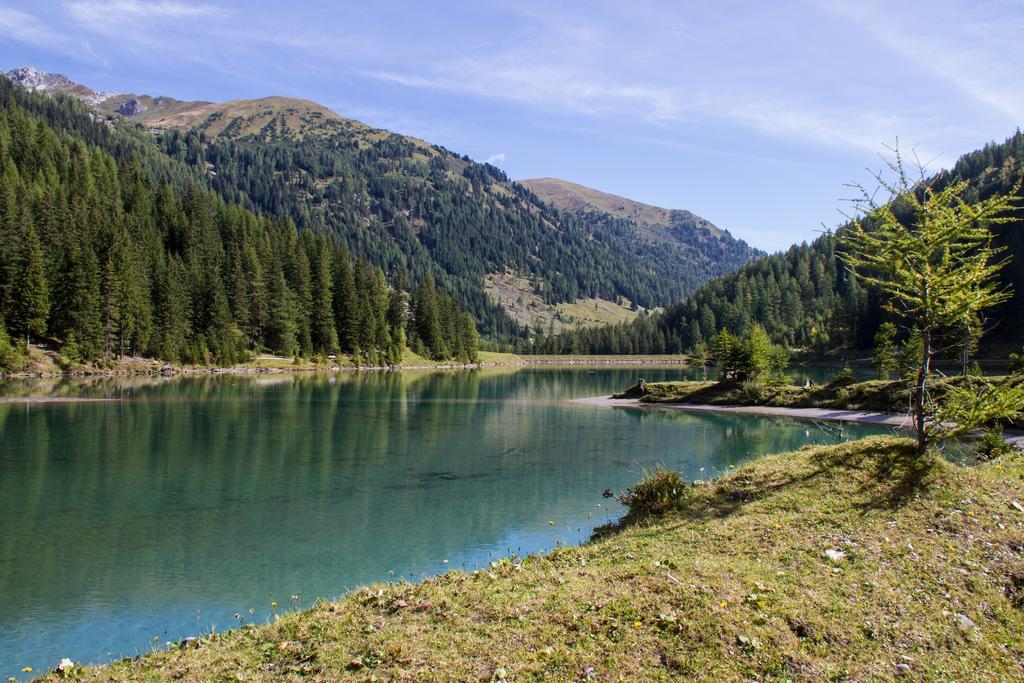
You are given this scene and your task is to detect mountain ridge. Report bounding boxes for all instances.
[4,66,761,340]
[519,177,732,247]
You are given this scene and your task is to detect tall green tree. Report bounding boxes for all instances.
[871,322,899,379]
[333,250,358,355]
[839,151,1024,450]
[692,340,710,380]
[9,216,48,350]
[413,274,447,360]
[306,235,339,354]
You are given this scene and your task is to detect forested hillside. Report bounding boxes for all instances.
[530,131,1024,356]
[158,117,757,340]
[4,68,760,342]
[0,77,478,368]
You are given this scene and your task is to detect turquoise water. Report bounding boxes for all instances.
[0,367,894,676]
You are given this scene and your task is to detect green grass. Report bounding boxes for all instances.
[44,436,1024,680]
[621,375,1020,414]
[484,271,647,335]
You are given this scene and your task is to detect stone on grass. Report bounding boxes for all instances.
[824,549,846,563]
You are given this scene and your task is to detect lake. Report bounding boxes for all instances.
[0,365,894,676]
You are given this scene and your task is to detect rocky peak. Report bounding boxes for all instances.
[5,66,119,106]
[7,66,75,90]
[116,98,147,116]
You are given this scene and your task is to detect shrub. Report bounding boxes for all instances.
[976,426,1015,462]
[1011,347,1024,373]
[619,467,686,518]
[0,321,23,373]
[828,367,856,387]
[737,380,771,404]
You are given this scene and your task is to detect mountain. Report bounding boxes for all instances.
[528,131,1024,356]
[5,66,348,137]
[0,72,482,366]
[519,177,726,243]
[4,67,760,341]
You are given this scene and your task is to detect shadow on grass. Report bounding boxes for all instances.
[592,437,935,541]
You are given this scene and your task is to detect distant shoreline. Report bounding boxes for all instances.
[0,396,120,404]
[1,354,692,380]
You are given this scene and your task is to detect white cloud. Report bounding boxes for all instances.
[0,6,71,48]
[66,0,226,26]
[0,5,107,63]
[819,0,1024,122]
[485,152,506,165]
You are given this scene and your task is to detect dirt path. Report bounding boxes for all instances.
[573,395,1024,448]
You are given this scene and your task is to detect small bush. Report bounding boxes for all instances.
[0,322,24,373]
[976,425,1015,462]
[828,367,856,387]
[1011,348,1024,373]
[619,467,686,518]
[737,381,770,404]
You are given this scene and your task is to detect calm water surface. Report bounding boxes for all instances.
[0,366,893,676]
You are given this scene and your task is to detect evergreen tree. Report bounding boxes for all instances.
[413,274,447,360]
[692,340,710,380]
[333,250,358,355]
[839,150,1024,449]
[872,322,899,379]
[306,235,339,354]
[9,216,48,350]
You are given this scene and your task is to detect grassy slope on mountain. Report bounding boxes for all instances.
[520,177,727,240]
[484,272,646,335]
[48,436,1024,681]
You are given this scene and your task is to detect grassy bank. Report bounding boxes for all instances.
[616,375,1023,414]
[43,437,1024,680]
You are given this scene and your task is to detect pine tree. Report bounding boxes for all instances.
[414,274,447,360]
[692,340,710,380]
[307,236,339,354]
[10,215,48,350]
[265,264,298,356]
[333,250,358,355]
[839,150,1024,449]
[872,322,899,379]
[386,268,408,363]
[457,309,479,363]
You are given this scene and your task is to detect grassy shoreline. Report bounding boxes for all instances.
[615,376,1008,414]
[36,436,1024,681]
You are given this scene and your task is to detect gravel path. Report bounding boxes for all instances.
[573,395,1024,448]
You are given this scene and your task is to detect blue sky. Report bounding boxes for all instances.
[2,0,1022,252]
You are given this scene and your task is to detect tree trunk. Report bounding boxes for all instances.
[915,328,932,452]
